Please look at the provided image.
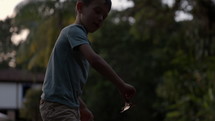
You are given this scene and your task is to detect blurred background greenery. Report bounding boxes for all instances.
[0,0,215,121]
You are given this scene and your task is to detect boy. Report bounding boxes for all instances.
[39,0,136,121]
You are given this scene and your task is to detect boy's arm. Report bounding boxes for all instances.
[79,97,94,121]
[79,44,136,101]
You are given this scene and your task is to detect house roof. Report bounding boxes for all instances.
[0,68,44,83]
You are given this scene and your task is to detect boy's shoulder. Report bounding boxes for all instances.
[63,24,87,34]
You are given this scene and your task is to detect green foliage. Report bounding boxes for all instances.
[0,18,18,68]
[154,0,215,121]
[157,66,215,121]
[14,0,76,71]
[20,88,42,121]
[0,18,14,53]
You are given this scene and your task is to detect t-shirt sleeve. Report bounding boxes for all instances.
[67,26,89,49]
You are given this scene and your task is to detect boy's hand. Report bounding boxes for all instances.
[119,83,136,102]
[80,107,94,121]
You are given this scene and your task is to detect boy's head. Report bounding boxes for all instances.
[75,0,112,33]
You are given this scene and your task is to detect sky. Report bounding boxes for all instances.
[0,0,24,20]
[0,0,133,20]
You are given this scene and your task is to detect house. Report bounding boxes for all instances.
[0,68,44,121]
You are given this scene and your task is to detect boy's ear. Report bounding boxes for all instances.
[76,1,84,13]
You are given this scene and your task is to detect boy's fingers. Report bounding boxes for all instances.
[125,89,136,101]
[124,94,132,102]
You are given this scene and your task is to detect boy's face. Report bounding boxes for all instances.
[78,0,110,33]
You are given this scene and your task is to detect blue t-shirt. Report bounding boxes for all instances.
[41,24,90,108]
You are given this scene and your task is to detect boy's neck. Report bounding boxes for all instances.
[74,19,88,33]
[74,18,81,25]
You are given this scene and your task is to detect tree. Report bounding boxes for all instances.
[14,0,76,71]
[0,18,18,68]
[154,0,215,121]
[20,88,42,121]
